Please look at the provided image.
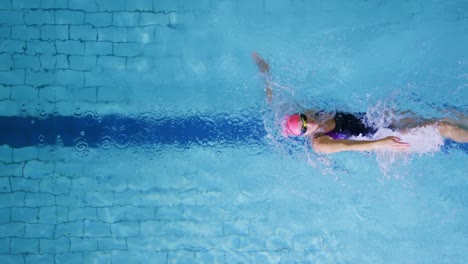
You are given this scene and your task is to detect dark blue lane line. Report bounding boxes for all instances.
[0,115,267,148]
[0,115,466,153]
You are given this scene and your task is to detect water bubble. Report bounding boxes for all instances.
[99,136,113,150]
[52,107,59,116]
[74,137,89,154]
[82,111,97,118]
[130,134,144,146]
[74,107,82,116]
[115,134,131,149]
[38,135,46,146]
[80,131,85,136]
[81,111,99,126]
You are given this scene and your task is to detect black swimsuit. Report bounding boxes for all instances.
[318,112,376,140]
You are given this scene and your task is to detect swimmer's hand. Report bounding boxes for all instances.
[378,136,411,151]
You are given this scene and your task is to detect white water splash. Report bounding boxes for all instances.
[353,120,445,176]
[373,126,444,154]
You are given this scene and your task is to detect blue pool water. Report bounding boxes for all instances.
[0,0,467,263]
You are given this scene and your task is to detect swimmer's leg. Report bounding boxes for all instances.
[435,119,468,143]
[405,119,468,143]
[396,117,468,143]
[440,106,468,125]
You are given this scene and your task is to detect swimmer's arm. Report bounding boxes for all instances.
[313,136,410,154]
[303,109,332,118]
[252,52,273,104]
[265,83,273,104]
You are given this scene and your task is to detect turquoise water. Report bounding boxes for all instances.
[0,0,467,263]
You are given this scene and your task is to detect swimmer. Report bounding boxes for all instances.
[253,53,468,154]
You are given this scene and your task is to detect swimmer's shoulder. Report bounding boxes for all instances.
[311,135,334,153]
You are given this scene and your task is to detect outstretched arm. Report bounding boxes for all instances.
[252,52,273,104]
[313,136,410,154]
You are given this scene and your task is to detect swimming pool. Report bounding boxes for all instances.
[0,0,467,263]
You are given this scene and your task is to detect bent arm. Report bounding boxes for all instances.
[313,136,410,154]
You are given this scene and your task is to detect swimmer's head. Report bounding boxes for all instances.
[283,113,308,136]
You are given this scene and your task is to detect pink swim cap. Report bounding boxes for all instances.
[283,114,302,136]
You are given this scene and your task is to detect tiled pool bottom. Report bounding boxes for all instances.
[3,143,467,263]
[0,145,336,263]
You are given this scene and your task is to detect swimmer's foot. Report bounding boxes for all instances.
[252,52,270,74]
